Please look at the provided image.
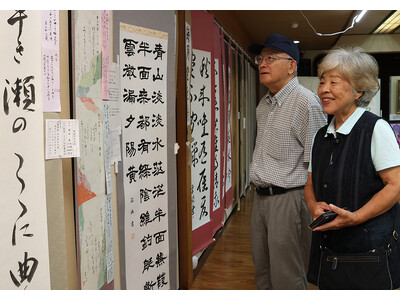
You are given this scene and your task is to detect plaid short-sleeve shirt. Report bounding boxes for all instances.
[250,77,326,189]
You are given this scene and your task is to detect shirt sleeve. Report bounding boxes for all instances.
[303,100,327,164]
[308,131,318,173]
[371,119,400,171]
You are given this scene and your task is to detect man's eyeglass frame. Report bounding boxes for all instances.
[255,55,293,65]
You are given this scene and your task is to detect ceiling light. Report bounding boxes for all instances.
[355,10,367,23]
[372,10,400,34]
[293,41,300,44]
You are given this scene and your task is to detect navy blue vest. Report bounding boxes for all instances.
[307,111,400,287]
[312,111,384,211]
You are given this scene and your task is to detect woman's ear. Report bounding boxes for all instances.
[355,91,364,100]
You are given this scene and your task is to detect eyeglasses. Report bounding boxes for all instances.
[254,55,293,65]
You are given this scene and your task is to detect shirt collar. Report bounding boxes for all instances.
[325,107,366,138]
[264,77,298,106]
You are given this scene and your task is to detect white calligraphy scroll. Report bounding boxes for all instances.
[185,22,192,126]
[0,10,51,289]
[108,61,122,166]
[74,10,107,290]
[190,49,212,230]
[213,58,221,211]
[42,10,61,112]
[120,22,170,290]
[225,67,233,194]
[108,61,122,133]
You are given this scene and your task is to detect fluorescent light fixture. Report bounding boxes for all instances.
[293,40,300,44]
[373,10,400,34]
[356,10,367,23]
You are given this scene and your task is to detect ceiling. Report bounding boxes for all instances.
[230,10,399,52]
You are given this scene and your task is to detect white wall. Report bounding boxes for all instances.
[303,34,400,76]
[335,34,400,53]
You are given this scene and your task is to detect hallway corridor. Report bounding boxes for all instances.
[190,188,257,290]
[190,187,318,290]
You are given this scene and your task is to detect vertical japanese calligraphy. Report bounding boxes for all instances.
[221,38,234,209]
[120,22,170,290]
[190,49,212,230]
[225,66,233,197]
[213,58,221,212]
[0,10,51,289]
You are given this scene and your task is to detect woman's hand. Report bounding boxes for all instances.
[304,173,331,219]
[312,204,359,231]
[308,201,331,220]
[311,166,400,231]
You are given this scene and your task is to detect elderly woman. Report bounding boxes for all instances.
[305,47,400,289]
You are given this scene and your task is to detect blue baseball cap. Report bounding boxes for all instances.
[249,33,299,64]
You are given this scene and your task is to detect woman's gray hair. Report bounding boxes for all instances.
[317,47,380,107]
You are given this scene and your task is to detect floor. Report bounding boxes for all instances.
[190,188,257,290]
[191,191,257,290]
[190,187,317,290]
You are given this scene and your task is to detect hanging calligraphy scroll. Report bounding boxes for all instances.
[0,10,51,289]
[120,22,170,290]
[222,38,234,209]
[211,24,225,234]
[190,48,213,230]
[185,21,192,127]
[73,10,108,290]
[190,10,215,255]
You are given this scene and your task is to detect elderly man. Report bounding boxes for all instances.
[248,33,326,289]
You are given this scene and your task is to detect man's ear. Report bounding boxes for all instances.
[288,60,297,75]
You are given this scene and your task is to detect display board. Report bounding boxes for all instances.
[44,10,78,290]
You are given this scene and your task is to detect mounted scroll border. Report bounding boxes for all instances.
[113,10,178,290]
